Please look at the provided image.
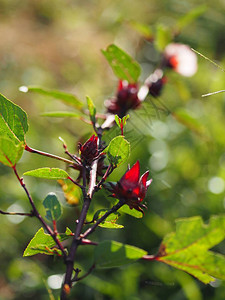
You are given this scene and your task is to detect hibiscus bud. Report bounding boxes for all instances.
[105,80,141,118]
[163,43,197,77]
[79,135,98,165]
[110,160,152,213]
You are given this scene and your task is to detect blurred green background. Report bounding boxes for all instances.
[0,0,225,299]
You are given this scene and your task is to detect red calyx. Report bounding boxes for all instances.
[111,160,152,213]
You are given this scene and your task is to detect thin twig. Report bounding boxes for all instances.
[82,199,125,239]
[12,165,67,260]
[73,264,95,282]
[0,210,34,216]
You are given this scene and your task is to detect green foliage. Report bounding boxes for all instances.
[155,24,172,51]
[175,5,207,33]
[0,138,24,167]
[23,227,71,257]
[86,96,96,124]
[0,93,28,143]
[24,167,69,180]
[104,136,130,166]
[157,215,225,284]
[93,209,123,229]
[94,240,147,268]
[21,86,83,110]
[118,204,143,219]
[102,44,141,83]
[43,193,62,222]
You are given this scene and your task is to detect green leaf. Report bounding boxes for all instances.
[94,240,147,268]
[65,227,73,236]
[0,93,28,143]
[23,227,70,257]
[58,179,83,205]
[43,193,62,222]
[93,209,124,229]
[86,96,96,124]
[20,86,83,110]
[24,168,69,180]
[156,215,225,284]
[155,24,172,51]
[115,114,130,130]
[41,111,84,119]
[104,136,130,166]
[175,5,207,33]
[118,204,143,219]
[102,44,141,83]
[129,21,153,40]
[0,138,24,167]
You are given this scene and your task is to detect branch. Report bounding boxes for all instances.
[12,165,67,260]
[82,199,125,239]
[0,209,34,217]
[25,145,76,166]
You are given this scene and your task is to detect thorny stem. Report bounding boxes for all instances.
[12,165,67,260]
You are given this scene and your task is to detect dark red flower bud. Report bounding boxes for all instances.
[79,135,98,165]
[110,160,152,213]
[105,80,141,118]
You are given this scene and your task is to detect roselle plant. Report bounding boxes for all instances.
[0,42,225,300]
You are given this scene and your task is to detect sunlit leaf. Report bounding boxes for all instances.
[94,240,147,268]
[43,193,62,222]
[0,138,24,167]
[118,204,143,219]
[20,86,83,110]
[104,136,130,166]
[102,44,141,83]
[93,209,124,229]
[24,168,69,180]
[86,96,96,124]
[156,215,225,284]
[0,93,28,143]
[23,227,70,257]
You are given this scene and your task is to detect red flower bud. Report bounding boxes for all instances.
[105,80,141,118]
[79,135,98,165]
[111,160,152,213]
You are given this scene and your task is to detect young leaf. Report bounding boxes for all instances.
[94,240,147,268]
[102,44,141,83]
[86,96,96,124]
[104,136,130,166]
[0,138,24,167]
[20,86,83,110]
[0,93,28,143]
[155,24,172,51]
[93,209,124,229]
[118,204,143,219]
[155,215,225,284]
[43,193,62,222]
[23,227,72,257]
[24,168,69,180]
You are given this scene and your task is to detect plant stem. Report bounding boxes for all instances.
[0,210,34,216]
[12,165,67,260]
[82,199,125,239]
[25,145,76,166]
